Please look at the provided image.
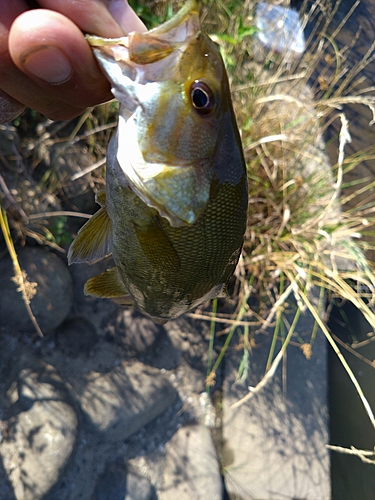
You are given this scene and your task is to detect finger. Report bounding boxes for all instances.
[107,0,147,34]
[2,1,147,121]
[9,10,113,117]
[0,56,84,121]
[36,0,146,36]
[0,1,91,120]
[0,53,70,121]
[0,90,25,124]
[0,0,26,121]
[0,0,25,31]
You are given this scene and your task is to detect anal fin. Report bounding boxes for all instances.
[84,267,129,299]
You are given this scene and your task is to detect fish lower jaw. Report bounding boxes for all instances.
[86,35,129,49]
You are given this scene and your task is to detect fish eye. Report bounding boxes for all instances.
[190,81,215,115]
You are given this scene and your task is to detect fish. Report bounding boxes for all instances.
[68,0,248,323]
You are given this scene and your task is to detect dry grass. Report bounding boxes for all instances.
[0,206,42,336]
[196,0,375,458]
[0,102,118,251]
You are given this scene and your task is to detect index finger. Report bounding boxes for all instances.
[36,0,147,36]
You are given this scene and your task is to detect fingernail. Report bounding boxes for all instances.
[21,46,72,84]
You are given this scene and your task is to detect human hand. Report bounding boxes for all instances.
[0,0,146,123]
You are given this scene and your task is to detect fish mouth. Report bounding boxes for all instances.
[86,0,200,84]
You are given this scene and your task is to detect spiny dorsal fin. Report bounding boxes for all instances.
[68,205,112,265]
[84,267,129,298]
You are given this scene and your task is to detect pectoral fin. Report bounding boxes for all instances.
[84,267,130,300]
[68,191,112,265]
[134,216,180,273]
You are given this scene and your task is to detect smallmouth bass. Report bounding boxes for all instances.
[68,0,248,323]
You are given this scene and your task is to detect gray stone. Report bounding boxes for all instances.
[1,366,77,500]
[106,309,165,355]
[143,332,181,371]
[0,333,23,400]
[222,305,330,500]
[79,362,177,442]
[93,462,156,500]
[160,425,223,500]
[69,256,113,306]
[125,469,156,500]
[0,247,73,333]
[55,317,98,357]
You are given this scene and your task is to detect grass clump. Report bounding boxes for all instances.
[196,0,375,462]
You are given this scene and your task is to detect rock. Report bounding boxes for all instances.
[222,304,330,500]
[55,317,98,357]
[79,362,177,442]
[0,333,23,399]
[0,247,73,333]
[124,469,156,500]
[105,309,165,355]
[142,332,181,370]
[164,316,212,381]
[68,256,108,302]
[93,462,156,500]
[160,425,223,500]
[1,366,77,500]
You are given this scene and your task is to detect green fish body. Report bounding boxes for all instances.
[68,0,248,322]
